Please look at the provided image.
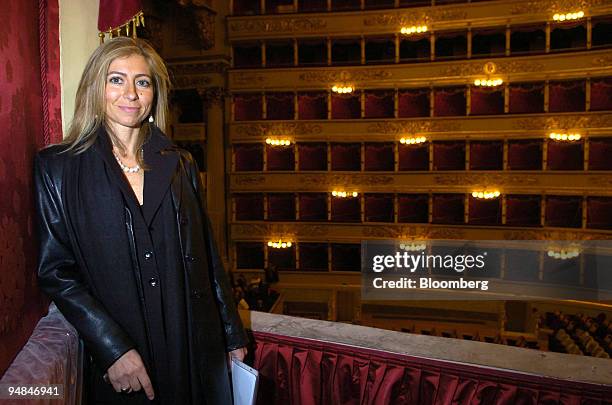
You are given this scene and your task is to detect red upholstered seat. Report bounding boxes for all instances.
[234,93,262,121]
[398,194,429,223]
[588,138,612,170]
[267,193,296,221]
[298,193,328,221]
[506,195,541,227]
[470,141,503,170]
[331,143,361,171]
[266,145,294,171]
[266,92,294,120]
[433,141,465,170]
[398,89,430,117]
[364,143,394,171]
[364,194,394,222]
[547,140,584,170]
[234,193,264,221]
[298,92,328,120]
[298,243,328,271]
[298,143,327,170]
[508,82,544,114]
[545,196,582,228]
[468,197,501,225]
[507,140,542,170]
[434,87,466,116]
[236,242,264,269]
[364,90,394,118]
[587,197,612,230]
[234,143,263,171]
[432,194,464,224]
[398,143,429,171]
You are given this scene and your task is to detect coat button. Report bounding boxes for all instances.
[185,255,196,262]
[144,251,153,260]
[148,277,158,287]
[191,290,202,299]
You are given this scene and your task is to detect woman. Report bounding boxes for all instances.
[34,37,248,404]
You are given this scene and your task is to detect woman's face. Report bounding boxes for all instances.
[105,54,154,133]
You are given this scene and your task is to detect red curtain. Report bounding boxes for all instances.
[549,81,586,112]
[298,92,328,120]
[506,195,541,227]
[331,197,361,222]
[331,244,361,271]
[98,0,141,31]
[470,141,503,170]
[364,194,394,222]
[235,193,264,220]
[470,87,504,115]
[468,197,501,225]
[298,243,328,271]
[398,194,429,223]
[234,143,263,171]
[587,197,612,230]
[298,143,328,170]
[267,92,295,120]
[267,145,295,171]
[332,93,361,119]
[235,93,263,121]
[0,0,62,373]
[268,193,296,221]
[590,78,612,111]
[547,140,584,170]
[398,143,429,171]
[298,193,328,221]
[508,82,544,114]
[434,87,466,116]
[364,143,394,171]
[507,140,542,170]
[433,142,465,170]
[432,194,464,224]
[364,90,394,118]
[253,331,610,405]
[588,138,612,170]
[545,196,582,228]
[331,143,361,171]
[398,89,430,117]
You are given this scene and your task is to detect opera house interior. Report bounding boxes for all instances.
[0,0,611,403]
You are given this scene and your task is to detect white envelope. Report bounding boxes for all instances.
[231,358,259,405]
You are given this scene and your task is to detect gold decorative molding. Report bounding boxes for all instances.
[590,176,612,187]
[592,55,612,67]
[363,8,467,27]
[234,176,266,186]
[232,223,330,238]
[170,62,228,75]
[234,123,323,136]
[502,230,608,240]
[362,225,466,239]
[173,75,212,89]
[433,174,539,187]
[232,73,267,86]
[510,0,608,15]
[299,70,392,83]
[441,60,546,77]
[197,86,228,107]
[367,120,462,134]
[299,175,394,186]
[514,114,612,130]
[229,18,327,34]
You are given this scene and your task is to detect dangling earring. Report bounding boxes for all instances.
[148,115,154,123]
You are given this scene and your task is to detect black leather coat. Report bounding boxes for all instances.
[34,127,247,404]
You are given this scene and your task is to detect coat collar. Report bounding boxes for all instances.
[92,125,179,226]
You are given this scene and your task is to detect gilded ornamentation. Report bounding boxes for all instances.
[363,8,466,27]
[170,62,228,75]
[198,86,228,107]
[232,73,266,86]
[433,174,538,186]
[592,55,612,67]
[441,60,545,77]
[510,0,606,15]
[589,176,612,187]
[233,176,266,186]
[231,223,329,238]
[299,175,394,186]
[229,18,326,34]
[234,123,322,136]
[361,225,465,239]
[299,70,391,83]
[503,230,604,240]
[514,114,612,130]
[367,120,461,134]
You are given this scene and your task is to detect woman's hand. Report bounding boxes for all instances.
[106,349,155,400]
[227,346,248,369]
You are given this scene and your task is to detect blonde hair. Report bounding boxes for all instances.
[61,37,170,166]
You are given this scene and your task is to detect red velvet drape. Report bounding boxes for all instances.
[98,0,141,31]
[253,332,611,405]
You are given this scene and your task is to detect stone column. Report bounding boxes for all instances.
[199,86,228,258]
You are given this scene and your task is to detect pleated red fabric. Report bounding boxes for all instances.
[252,331,612,405]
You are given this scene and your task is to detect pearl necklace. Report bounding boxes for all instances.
[113,150,141,173]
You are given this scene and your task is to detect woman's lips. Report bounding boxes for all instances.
[118,106,140,113]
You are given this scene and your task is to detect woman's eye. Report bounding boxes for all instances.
[108,76,122,84]
[137,79,151,88]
